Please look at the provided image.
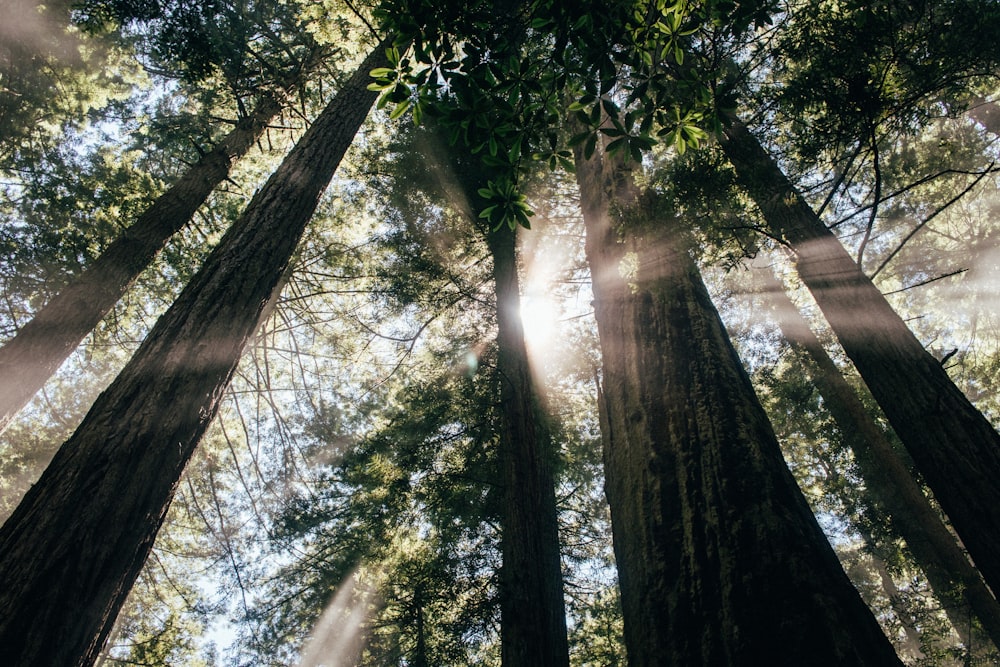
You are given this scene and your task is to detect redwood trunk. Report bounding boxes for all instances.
[759,265,1000,649]
[720,119,1000,599]
[0,46,324,434]
[574,146,902,666]
[487,227,570,667]
[0,44,387,666]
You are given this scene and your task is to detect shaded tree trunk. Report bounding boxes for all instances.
[719,118,1000,601]
[0,43,388,666]
[0,44,325,434]
[758,264,1000,650]
[573,143,902,666]
[486,227,570,667]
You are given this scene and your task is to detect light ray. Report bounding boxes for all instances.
[298,569,379,667]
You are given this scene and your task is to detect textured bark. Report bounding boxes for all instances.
[487,228,570,667]
[0,46,325,434]
[759,266,1000,650]
[574,144,902,666]
[720,119,1000,600]
[0,44,387,666]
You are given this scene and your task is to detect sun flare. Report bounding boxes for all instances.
[519,291,560,353]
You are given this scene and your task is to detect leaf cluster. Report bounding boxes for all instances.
[366,0,777,230]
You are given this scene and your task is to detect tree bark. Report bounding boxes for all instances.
[758,264,1000,650]
[573,143,902,665]
[486,227,570,667]
[719,118,1000,601]
[0,43,387,667]
[0,44,325,435]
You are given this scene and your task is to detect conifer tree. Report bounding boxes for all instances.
[0,47,323,434]
[0,42,388,666]
[719,119,1000,600]
[573,138,903,665]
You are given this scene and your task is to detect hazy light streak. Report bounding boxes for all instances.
[518,226,574,380]
[0,0,77,63]
[297,570,378,667]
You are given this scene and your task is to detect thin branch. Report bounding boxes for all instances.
[882,268,969,295]
[855,126,881,267]
[828,165,1000,229]
[343,0,380,39]
[818,140,864,218]
[871,163,994,280]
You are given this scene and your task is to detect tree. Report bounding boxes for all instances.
[0,49,322,435]
[486,223,570,667]
[756,261,1000,651]
[718,117,1000,600]
[6,0,1000,661]
[573,139,903,664]
[253,360,505,665]
[0,41,388,666]
[0,1,330,434]
[376,123,571,666]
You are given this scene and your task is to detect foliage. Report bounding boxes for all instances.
[3,0,1000,663]
[365,0,778,229]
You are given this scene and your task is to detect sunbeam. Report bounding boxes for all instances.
[298,569,379,667]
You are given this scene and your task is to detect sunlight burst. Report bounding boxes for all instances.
[520,292,559,353]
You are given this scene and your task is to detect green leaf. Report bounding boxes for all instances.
[590,101,602,124]
[389,99,411,120]
[508,135,522,163]
[584,134,598,160]
[630,141,643,163]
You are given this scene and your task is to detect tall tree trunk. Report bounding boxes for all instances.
[757,263,1000,650]
[719,118,1000,600]
[0,43,388,667]
[0,44,325,435]
[573,144,902,666]
[486,227,570,667]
